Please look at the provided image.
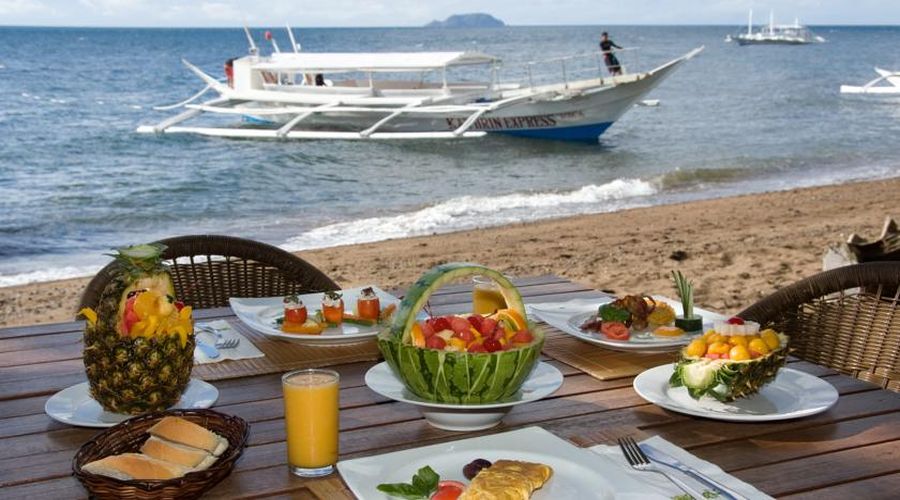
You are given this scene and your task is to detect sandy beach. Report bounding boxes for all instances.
[1,178,897,328]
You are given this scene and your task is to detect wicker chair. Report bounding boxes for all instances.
[80,235,339,310]
[738,262,900,392]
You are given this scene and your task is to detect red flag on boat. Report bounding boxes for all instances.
[265,31,272,41]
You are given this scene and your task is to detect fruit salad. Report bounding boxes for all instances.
[410,309,534,353]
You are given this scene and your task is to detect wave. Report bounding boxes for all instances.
[0,264,102,288]
[652,166,756,190]
[282,178,656,251]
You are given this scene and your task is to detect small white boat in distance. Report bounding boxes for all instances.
[840,68,900,95]
[727,10,825,45]
[137,27,702,142]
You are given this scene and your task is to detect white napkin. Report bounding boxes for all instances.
[193,320,265,365]
[589,436,772,499]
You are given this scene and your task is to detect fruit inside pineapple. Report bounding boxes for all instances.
[116,274,175,334]
[80,243,195,414]
[670,328,789,402]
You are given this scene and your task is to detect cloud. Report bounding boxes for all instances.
[200,1,242,21]
[0,0,51,15]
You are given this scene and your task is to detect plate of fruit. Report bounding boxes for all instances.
[634,319,839,421]
[365,360,563,431]
[229,286,400,345]
[48,244,215,427]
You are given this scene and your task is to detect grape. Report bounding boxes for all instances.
[462,458,492,480]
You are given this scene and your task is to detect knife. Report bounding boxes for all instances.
[639,444,748,500]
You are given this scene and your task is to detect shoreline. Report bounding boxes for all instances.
[1,177,897,328]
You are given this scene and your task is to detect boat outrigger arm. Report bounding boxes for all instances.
[136,45,703,141]
[840,68,900,95]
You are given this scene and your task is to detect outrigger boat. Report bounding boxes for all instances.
[726,10,825,45]
[137,27,702,142]
[840,68,900,95]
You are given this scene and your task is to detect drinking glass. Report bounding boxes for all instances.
[472,275,507,314]
[282,368,340,477]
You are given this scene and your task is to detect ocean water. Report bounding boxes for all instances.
[1,25,899,286]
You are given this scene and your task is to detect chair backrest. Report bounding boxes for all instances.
[79,235,339,310]
[738,262,900,391]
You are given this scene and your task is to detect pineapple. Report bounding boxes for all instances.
[669,321,788,402]
[79,244,195,414]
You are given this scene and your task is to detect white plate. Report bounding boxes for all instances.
[529,296,727,352]
[365,361,563,431]
[338,426,660,499]
[229,286,400,345]
[44,378,219,428]
[633,364,839,422]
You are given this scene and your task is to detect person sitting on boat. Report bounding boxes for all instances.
[599,32,623,76]
[224,58,236,87]
[315,74,326,86]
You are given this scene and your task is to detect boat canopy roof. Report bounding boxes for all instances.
[251,51,499,73]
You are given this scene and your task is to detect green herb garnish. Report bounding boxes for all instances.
[672,270,695,319]
[599,303,632,324]
[377,466,440,499]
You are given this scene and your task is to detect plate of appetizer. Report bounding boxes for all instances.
[338,426,657,499]
[365,361,564,431]
[530,272,727,352]
[45,379,219,428]
[529,295,725,352]
[634,320,839,421]
[229,286,400,345]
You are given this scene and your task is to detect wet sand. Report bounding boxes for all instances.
[1,178,897,328]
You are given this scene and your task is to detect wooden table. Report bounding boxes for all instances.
[1,275,899,499]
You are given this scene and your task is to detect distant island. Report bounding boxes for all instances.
[426,13,505,28]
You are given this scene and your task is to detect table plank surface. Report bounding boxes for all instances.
[0,275,898,499]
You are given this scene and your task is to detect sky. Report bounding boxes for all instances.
[1,0,899,27]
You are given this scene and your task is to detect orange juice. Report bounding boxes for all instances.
[472,276,507,315]
[282,369,339,476]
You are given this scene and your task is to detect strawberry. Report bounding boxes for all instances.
[726,316,745,325]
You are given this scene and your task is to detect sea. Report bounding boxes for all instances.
[1,25,899,287]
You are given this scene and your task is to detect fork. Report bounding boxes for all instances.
[197,324,241,350]
[618,437,706,499]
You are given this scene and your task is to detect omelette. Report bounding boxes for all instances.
[459,460,553,500]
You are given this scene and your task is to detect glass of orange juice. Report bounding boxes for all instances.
[282,368,340,477]
[472,275,507,315]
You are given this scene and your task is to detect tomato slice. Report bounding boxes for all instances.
[431,482,465,500]
[600,321,630,341]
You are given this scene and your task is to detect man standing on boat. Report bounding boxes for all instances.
[599,32,623,75]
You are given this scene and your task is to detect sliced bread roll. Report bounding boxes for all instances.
[147,417,229,456]
[141,436,217,471]
[82,453,188,481]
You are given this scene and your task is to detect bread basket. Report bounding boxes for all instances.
[73,409,249,499]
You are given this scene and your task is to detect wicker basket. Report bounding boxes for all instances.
[73,409,250,499]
